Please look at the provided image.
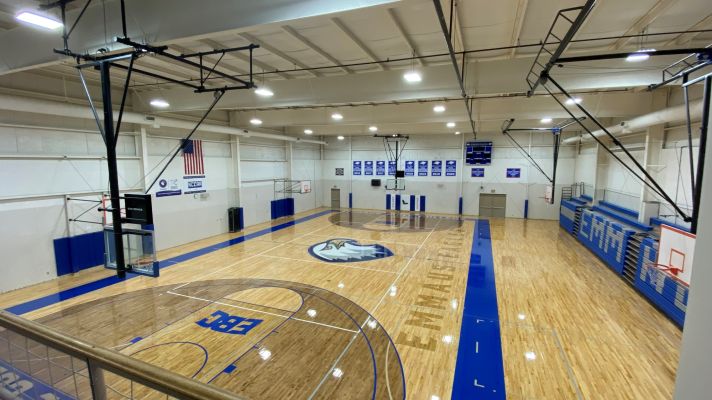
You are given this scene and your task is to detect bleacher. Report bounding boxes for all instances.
[559,197,688,327]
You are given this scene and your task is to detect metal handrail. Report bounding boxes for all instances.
[0,310,242,400]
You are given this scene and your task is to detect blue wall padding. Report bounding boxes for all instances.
[54,231,105,276]
[558,204,687,327]
[458,197,463,215]
[410,195,416,211]
[386,194,391,210]
[599,200,639,218]
[420,196,426,212]
[349,193,353,208]
[524,199,528,219]
[270,198,295,219]
[395,194,401,211]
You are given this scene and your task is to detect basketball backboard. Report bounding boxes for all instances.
[386,179,405,191]
[657,224,696,285]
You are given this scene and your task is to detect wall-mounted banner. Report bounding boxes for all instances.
[431,160,442,176]
[353,161,362,175]
[388,161,396,175]
[418,161,428,176]
[156,178,182,197]
[405,161,415,176]
[376,161,386,175]
[506,168,521,178]
[364,160,374,175]
[471,167,485,177]
[184,175,207,194]
[446,160,457,176]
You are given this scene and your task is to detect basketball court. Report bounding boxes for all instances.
[0,1,711,399]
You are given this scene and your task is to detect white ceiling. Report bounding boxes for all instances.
[0,0,711,138]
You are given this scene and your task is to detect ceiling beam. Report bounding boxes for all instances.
[386,8,425,66]
[281,25,352,74]
[610,0,678,50]
[331,17,389,71]
[199,38,293,80]
[664,13,712,46]
[133,57,197,82]
[170,44,248,76]
[238,32,321,77]
[509,0,529,58]
[452,0,466,53]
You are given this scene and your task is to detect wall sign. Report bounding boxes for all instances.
[156,178,181,197]
[183,175,206,194]
[431,160,442,176]
[364,160,374,175]
[446,160,457,176]
[376,161,386,175]
[388,161,396,176]
[418,161,428,176]
[471,167,485,177]
[335,168,344,176]
[405,161,415,176]
[353,161,362,175]
[506,168,521,178]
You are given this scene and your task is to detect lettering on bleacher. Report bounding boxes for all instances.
[395,229,465,352]
[605,226,625,262]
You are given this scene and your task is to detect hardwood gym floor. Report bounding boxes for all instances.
[0,209,681,399]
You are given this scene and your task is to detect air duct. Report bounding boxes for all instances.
[0,93,325,144]
[563,99,703,144]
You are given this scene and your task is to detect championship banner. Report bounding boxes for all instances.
[184,175,207,194]
[431,160,442,176]
[353,161,362,175]
[418,161,428,176]
[388,161,396,176]
[376,161,386,175]
[364,161,374,175]
[446,160,457,176]
[405,161,415,176]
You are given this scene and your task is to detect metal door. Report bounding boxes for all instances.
[479,193,506,217]
[331,188,341,209]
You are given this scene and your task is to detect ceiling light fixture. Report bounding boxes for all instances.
[15,11,63,30]
[250,117,263,126]
[304,129,313,135]
[331,113,343,121]
[254,87,274,97]
[403,71,422,83]
[337,135,345,140]
[540,117,553,124]
[565,97,582,105]
[626,49,655,62]
[454,131,461,135]
[369,126,378,132]
[149,99,170,108]
[433,105,446,113]
[446,122,456,128]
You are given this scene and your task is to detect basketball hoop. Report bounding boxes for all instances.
[644,261,688,287]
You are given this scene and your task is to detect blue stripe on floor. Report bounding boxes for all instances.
[5,210,336,316]
[451,219,506,399]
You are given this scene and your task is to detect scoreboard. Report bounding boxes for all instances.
[465,141,492,165]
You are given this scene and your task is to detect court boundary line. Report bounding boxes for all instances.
[5,209,337,315]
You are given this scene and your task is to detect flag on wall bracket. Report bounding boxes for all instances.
[183,139,205,175]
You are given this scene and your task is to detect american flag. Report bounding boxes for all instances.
[183,139,205,175]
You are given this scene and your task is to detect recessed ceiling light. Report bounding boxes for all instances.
[149,99,170,108]
[446,122,456,128]
[540,117,553,124]
[403,71,422,83]
[331,113,343,120]
[565,97,582,105]
[392,134,397,137]
[337,135,345,140]
[15,12,63,30]
[433,105,446,113]
[254,87,274,97]
[369,126,378,132]
[304,129,313,135]
[454,131,461,135]
[250,117,263,125]
[626,49,655,62]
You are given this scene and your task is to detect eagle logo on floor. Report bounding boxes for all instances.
[308,239,393,263]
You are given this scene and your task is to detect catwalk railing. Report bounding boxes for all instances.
[0,310,241,400]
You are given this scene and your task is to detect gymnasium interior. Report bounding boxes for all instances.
[0,0,711,399]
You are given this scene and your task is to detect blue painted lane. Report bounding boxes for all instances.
[451,219,506,399]
[6,210,336,315]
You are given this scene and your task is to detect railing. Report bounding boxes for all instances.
[602,188,640,211]
[0,310,241,400]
